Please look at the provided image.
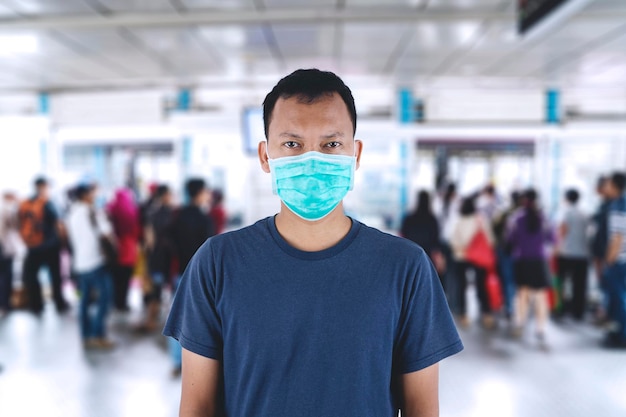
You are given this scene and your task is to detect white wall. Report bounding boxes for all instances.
[0,116,49,198]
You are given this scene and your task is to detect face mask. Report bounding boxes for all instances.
[268,150,356,221]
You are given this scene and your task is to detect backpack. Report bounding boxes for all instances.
[18,198,47,248]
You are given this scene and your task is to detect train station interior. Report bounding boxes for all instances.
[0,0,626,416]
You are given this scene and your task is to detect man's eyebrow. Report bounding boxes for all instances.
[321,131,345,139]
[278,132,303,139]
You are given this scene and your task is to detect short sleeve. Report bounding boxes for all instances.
[163,241,223,360]
[609,208,626,237]
[394,250,463,374]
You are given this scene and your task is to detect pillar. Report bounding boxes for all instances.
[546,89,560,124]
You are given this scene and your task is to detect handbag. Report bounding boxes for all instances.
[465,227,496,270]
[486,270,503,311]
[89,209,118,267]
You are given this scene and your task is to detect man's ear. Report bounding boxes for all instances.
[354,139,363,170]
[258,141,271,173]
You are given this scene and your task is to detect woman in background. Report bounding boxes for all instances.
[451,196,496,329]
[401,190,444,275]
[507,188,555,347]
[107,188,140,312]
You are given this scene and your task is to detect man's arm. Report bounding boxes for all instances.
[401,363,439,417]
[606,233,623,265]
[180,348,221,417]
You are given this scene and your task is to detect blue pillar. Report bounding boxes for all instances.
[177,88,194,191]
[397,88,414,226]
[398,88,415,124]
[550,139,561,219]
[39,93,50,173]
[93,146,105,186]
[38,92,50,115]
[546,89,560,124]
[177,88,192,111]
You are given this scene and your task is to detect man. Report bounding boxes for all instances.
[556,189,590,321]
[18,177,69,314]
[169,179,214,276]
[167,178,215,376]
[591,175,611,322]
[138,184,175,333]
[164,69,463,416]
[66,183,115,349]
[603,172,626,348]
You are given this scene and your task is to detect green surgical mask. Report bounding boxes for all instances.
[268,150,356,221]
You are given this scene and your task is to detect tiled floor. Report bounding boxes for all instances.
[1,284,625,417]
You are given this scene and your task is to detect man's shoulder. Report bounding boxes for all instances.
[356,221,428,259]
[198,217,272,252]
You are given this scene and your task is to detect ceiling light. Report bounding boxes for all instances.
[0,35,39,55]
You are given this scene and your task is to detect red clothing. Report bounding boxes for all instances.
[209,204,226,235]
[107,188,140,267]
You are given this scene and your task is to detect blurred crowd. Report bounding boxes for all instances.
[400,172,626,350]
[2,169,625,381]
[0,176,226,375]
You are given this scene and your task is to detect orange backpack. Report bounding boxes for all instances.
[18,198,47,248]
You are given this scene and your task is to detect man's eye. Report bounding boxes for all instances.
[325,142,341,148]
[284,141,299,149]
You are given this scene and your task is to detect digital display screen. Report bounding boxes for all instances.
[518,0,568,34]
[241,107,265,155]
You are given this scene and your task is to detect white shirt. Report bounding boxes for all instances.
[66,201,112,274]
[451,214,495,260]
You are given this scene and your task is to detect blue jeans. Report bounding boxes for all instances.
[605,263,626,340]
[79,265,112,340]
[169,275,182,368]
[497,248,516,316]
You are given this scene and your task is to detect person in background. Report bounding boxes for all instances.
[18,177,69,315]
[138,184,175,333]
[107,188,141,312]
[208,189,227,235]
[167,178,215,376]
[590,175,612,323]
[451,196,496,329]
[437,182,460,311]
[492,191,522,321]
[556,189,590,321]
[477,184,501,222]
[66,183,115,349]
[0,192,21,317]
[602,172,626,349]
[438,183,459,243]
[401,190,445,276]
[507,189,554,347]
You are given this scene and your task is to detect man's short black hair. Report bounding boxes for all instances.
[565,189,580,204]
[155,184,170,199]
[185,178,206,200]
[74,184,95,201]
[611,172,626,192]
[262,69,357,139]
[34,176,48,187]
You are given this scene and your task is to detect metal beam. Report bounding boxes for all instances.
[0,8,520,30]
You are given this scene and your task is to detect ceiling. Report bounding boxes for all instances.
[0,0,624,92]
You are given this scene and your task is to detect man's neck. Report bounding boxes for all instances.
[274,203,352,252]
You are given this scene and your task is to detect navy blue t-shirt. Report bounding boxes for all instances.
[164,217,463,417]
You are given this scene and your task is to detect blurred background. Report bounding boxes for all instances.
[0,0,625,416]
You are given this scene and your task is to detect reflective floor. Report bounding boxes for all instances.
[1,283,625,417]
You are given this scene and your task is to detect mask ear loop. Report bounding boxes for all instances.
[265,140,273,161]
